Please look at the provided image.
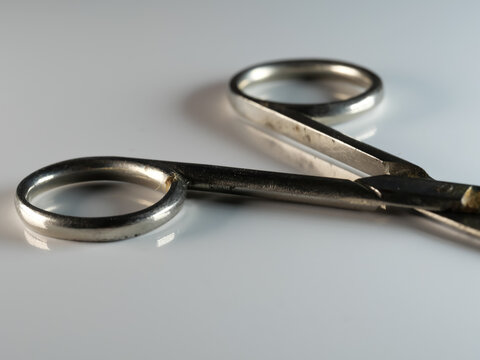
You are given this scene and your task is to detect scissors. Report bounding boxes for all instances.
[15,59,480,242]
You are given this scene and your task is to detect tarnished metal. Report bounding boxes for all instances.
[15,158,187,241]
[14,59,480,241]
[229,58,480,238]
[15,156,480,241]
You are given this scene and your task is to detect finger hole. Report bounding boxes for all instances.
[31,181,167,217]
[242,71,368,104]
[230,59,383,119]
[16,157,187,241]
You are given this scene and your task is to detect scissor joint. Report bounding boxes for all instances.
[383,161,430,178]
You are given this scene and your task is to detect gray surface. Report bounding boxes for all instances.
[2,1,480,359]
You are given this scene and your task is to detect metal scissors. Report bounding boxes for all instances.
[15,59,480,242]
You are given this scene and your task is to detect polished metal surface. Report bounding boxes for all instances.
[229,58,480,238]
[15,158,187,241]
[15,59,480,241]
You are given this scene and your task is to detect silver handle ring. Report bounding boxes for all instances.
[15,157,187,241]
[229,58,383,121]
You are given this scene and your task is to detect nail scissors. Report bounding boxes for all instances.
[15,59,480,241]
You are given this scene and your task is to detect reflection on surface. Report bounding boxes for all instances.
[22,180,178,249]
[354,127,377,141]
[156,232,175,248]
[243,77,365,104]
[32,181,166,217]
[24,229,51,251]
[23,227,178,251]
[21,200,200,250]
[22,193,249,250]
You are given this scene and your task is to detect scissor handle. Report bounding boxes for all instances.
[229,59,428,178]
[230,59,383,120]
[15,157,187,241]
[16,156,390,242]
[16,156,480,242]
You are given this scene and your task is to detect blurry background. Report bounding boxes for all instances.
[1,1,480,359]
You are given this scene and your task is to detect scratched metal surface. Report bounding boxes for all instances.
[1,1,480,359]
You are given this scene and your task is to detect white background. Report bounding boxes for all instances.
[2,1,480,359]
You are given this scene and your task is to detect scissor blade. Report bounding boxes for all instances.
[239,122,363,180]
[357,175,480,214]
[234,118,480,239]
[357,175,480,237]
